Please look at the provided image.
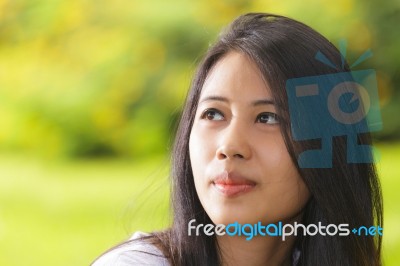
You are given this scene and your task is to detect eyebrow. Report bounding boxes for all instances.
[199,95,275,106]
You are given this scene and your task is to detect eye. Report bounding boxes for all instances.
[200,108,225,121]
[256,112,279,125]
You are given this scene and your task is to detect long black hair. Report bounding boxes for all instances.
[152,13,383,266]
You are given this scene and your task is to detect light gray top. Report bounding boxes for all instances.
[91,232,170,266]
[92,232,301,265]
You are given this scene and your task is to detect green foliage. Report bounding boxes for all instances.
[0,0,209,158]
[0,0,398,159]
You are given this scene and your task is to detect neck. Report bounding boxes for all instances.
[217,234,296,266]
[216,217,303,266]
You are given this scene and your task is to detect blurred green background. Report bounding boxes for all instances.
[0,0,399,265]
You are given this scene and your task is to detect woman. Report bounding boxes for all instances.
[93,13,383,265]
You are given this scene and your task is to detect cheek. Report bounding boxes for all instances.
[189,125,216,163]
[189,126,213,182]
[189,128,201,166]
[284,177,310,219]
[256,136,310,220]
[189,127,214,210]
[256,135,293,170]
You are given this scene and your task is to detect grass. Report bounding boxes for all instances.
[0,153,171,266]
[0,142,398,265]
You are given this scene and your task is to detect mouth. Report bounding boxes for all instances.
[212,171,256,197]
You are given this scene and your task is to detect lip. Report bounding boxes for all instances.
[212,171,256,197]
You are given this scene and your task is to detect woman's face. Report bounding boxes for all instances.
[189,51,310,226]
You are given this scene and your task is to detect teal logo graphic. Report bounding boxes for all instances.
[285,40,382,168]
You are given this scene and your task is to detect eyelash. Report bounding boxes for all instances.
[200,108,279,124]
[200,108,224,121]
[256,112,279,124]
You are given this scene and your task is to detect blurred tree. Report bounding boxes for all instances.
[360,0,400,140]
[0,0,398,160]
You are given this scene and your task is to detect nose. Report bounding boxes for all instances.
[216,121,252,160]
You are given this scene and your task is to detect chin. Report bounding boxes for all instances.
[208,210,262,226]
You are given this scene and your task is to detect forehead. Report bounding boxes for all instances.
[200,51,272,100]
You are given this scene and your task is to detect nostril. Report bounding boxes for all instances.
[216,145,250,160]
[218,153,227,160]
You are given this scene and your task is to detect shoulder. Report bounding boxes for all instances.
[92,232,170,266]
